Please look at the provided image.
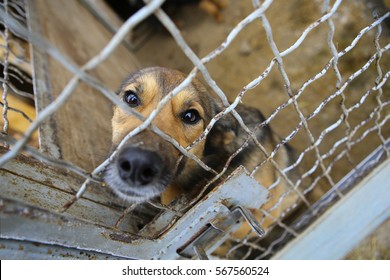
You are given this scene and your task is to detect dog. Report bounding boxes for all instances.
[104,66,301,239]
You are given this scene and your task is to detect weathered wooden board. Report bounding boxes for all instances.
[0,239,124,260]
[1,166,268,259]
[80,0,132,46]
[27,0,140,171]
[0,146,134,231]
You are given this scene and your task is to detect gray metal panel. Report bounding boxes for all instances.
[273,158,390,260]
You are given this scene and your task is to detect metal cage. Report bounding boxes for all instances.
[0,0,389,260]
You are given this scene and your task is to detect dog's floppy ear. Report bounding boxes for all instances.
[204,102,239,155]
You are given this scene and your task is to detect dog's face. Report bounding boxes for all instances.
[104,67,226,203]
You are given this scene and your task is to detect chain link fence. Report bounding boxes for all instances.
[0,0,389,259]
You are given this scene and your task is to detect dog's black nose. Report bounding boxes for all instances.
[117,147,163,186]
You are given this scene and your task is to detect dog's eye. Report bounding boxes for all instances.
[181,109,200,124]
[123,90,140,107]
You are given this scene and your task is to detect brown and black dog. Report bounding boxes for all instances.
[104,66,300,233]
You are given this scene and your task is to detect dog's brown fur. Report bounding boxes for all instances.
[104,67,300,235]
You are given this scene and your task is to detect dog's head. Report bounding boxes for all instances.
[104,67,238,203]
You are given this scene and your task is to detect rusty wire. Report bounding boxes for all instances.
[1,0,10,137]
[0,0,389,259]
[373,12,390,157]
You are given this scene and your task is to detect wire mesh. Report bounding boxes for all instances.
[0,0,389,259]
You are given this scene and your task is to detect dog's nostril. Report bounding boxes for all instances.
[140,167,156,184]
[120,160,131,172]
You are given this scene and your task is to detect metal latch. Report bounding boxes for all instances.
[149,166,269,259]
[177,205,265,259]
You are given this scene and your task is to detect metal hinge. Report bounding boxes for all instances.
[149,166,268,259]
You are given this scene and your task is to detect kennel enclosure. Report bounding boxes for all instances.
[0,0,389,259]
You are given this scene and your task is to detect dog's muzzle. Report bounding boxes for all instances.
[117,147,163,186]
[104,131,180,203]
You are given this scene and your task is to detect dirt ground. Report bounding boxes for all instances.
[133,0,389,258]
